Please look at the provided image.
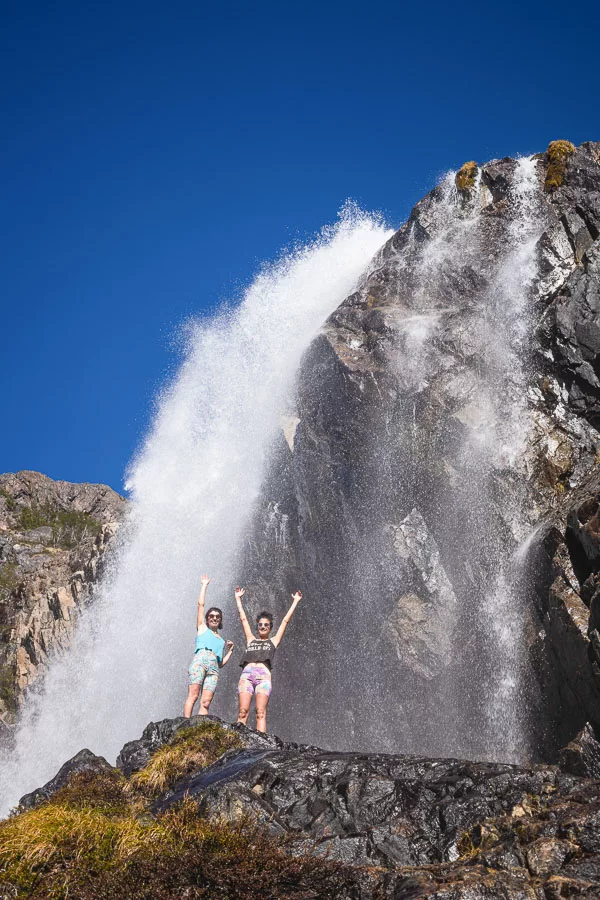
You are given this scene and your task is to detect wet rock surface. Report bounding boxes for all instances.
[18,747,114,810]
[558,723,600,779]
[19,717,600,897]
[0,471,126,729]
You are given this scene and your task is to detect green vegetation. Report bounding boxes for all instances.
[129,722,243,797]
[455,161,478,193]
[0,725,350,899]
[0,489,17,513]
[545,140,575,191]
[18,504,101,549]
[0,665,17,715]
[0,562,19,597]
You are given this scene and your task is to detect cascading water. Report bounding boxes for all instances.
[0,206,392,816]
[477,157,544,760]
[383,157,545,762]
[292,158,547,762]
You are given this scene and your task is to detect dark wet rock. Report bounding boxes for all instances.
[558,723,600,779]
[18,748,114,810]
[161,738,565,868]
[16,716,600,897]
[149,718,600,894]
[540,243,600,430]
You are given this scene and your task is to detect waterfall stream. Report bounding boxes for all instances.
[381,157,544,762]
[0,208,391,816]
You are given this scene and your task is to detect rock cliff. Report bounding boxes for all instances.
[0,471,126,730]
[234,141,600,762]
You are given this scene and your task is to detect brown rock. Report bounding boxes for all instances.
[0,471,126,726]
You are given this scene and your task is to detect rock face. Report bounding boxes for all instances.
[235,141,600,762]
[0,471,126,728]
[17,716,600,898]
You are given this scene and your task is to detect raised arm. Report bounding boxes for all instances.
[196,574,211,631]
[272,591,302,647]
[235,587,254,645]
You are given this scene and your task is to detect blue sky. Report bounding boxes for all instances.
[2,0,598,492]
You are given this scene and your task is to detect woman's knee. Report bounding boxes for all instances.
[188,684,201,698]
[255,708,267,723]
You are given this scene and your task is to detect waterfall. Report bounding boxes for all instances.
[340,158,545,762]
[0,206,392,816]
[406,157,544,762]
[478,157,543,761]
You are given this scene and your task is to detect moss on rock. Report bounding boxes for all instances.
[545,140,575,192]
[455,161,478,193]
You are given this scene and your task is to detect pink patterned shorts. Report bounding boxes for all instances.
[238,663,272,696]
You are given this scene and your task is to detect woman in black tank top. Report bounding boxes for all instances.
[234,586,302,733]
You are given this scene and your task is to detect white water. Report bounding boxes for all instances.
[480,157,544,759]
[367,158,544,761]
[0,207,391,816]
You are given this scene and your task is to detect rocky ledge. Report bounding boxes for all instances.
[6,716,600,898]
[0,471,126,728]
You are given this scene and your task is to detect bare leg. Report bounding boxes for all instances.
[199,689,215,715]
[254,692,269,733]
[183,684,201,717]
[237,692,252,725]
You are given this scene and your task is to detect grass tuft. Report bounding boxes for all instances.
[545,140,575,191]
[0,768,350,898]
[129,722,243,797]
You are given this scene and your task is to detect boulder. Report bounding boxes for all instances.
[558,723,600,779]
[18,748,115,810]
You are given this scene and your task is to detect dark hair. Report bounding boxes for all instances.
[205,607,223,630]
[256,611,273,628]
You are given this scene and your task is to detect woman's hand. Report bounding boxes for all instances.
[235,586,245,600]
[292,590,302,604]
[226,640,235,651]
[200,574,211,587]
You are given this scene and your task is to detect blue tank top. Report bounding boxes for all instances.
[195,627,225,663]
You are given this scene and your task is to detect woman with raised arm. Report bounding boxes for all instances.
[234,586,302,733]
[183,574,234,718]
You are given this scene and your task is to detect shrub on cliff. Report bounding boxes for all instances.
[545,139,575,191]
[18,503,101,549]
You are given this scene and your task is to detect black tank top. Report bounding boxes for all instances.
[240,638,277,671]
